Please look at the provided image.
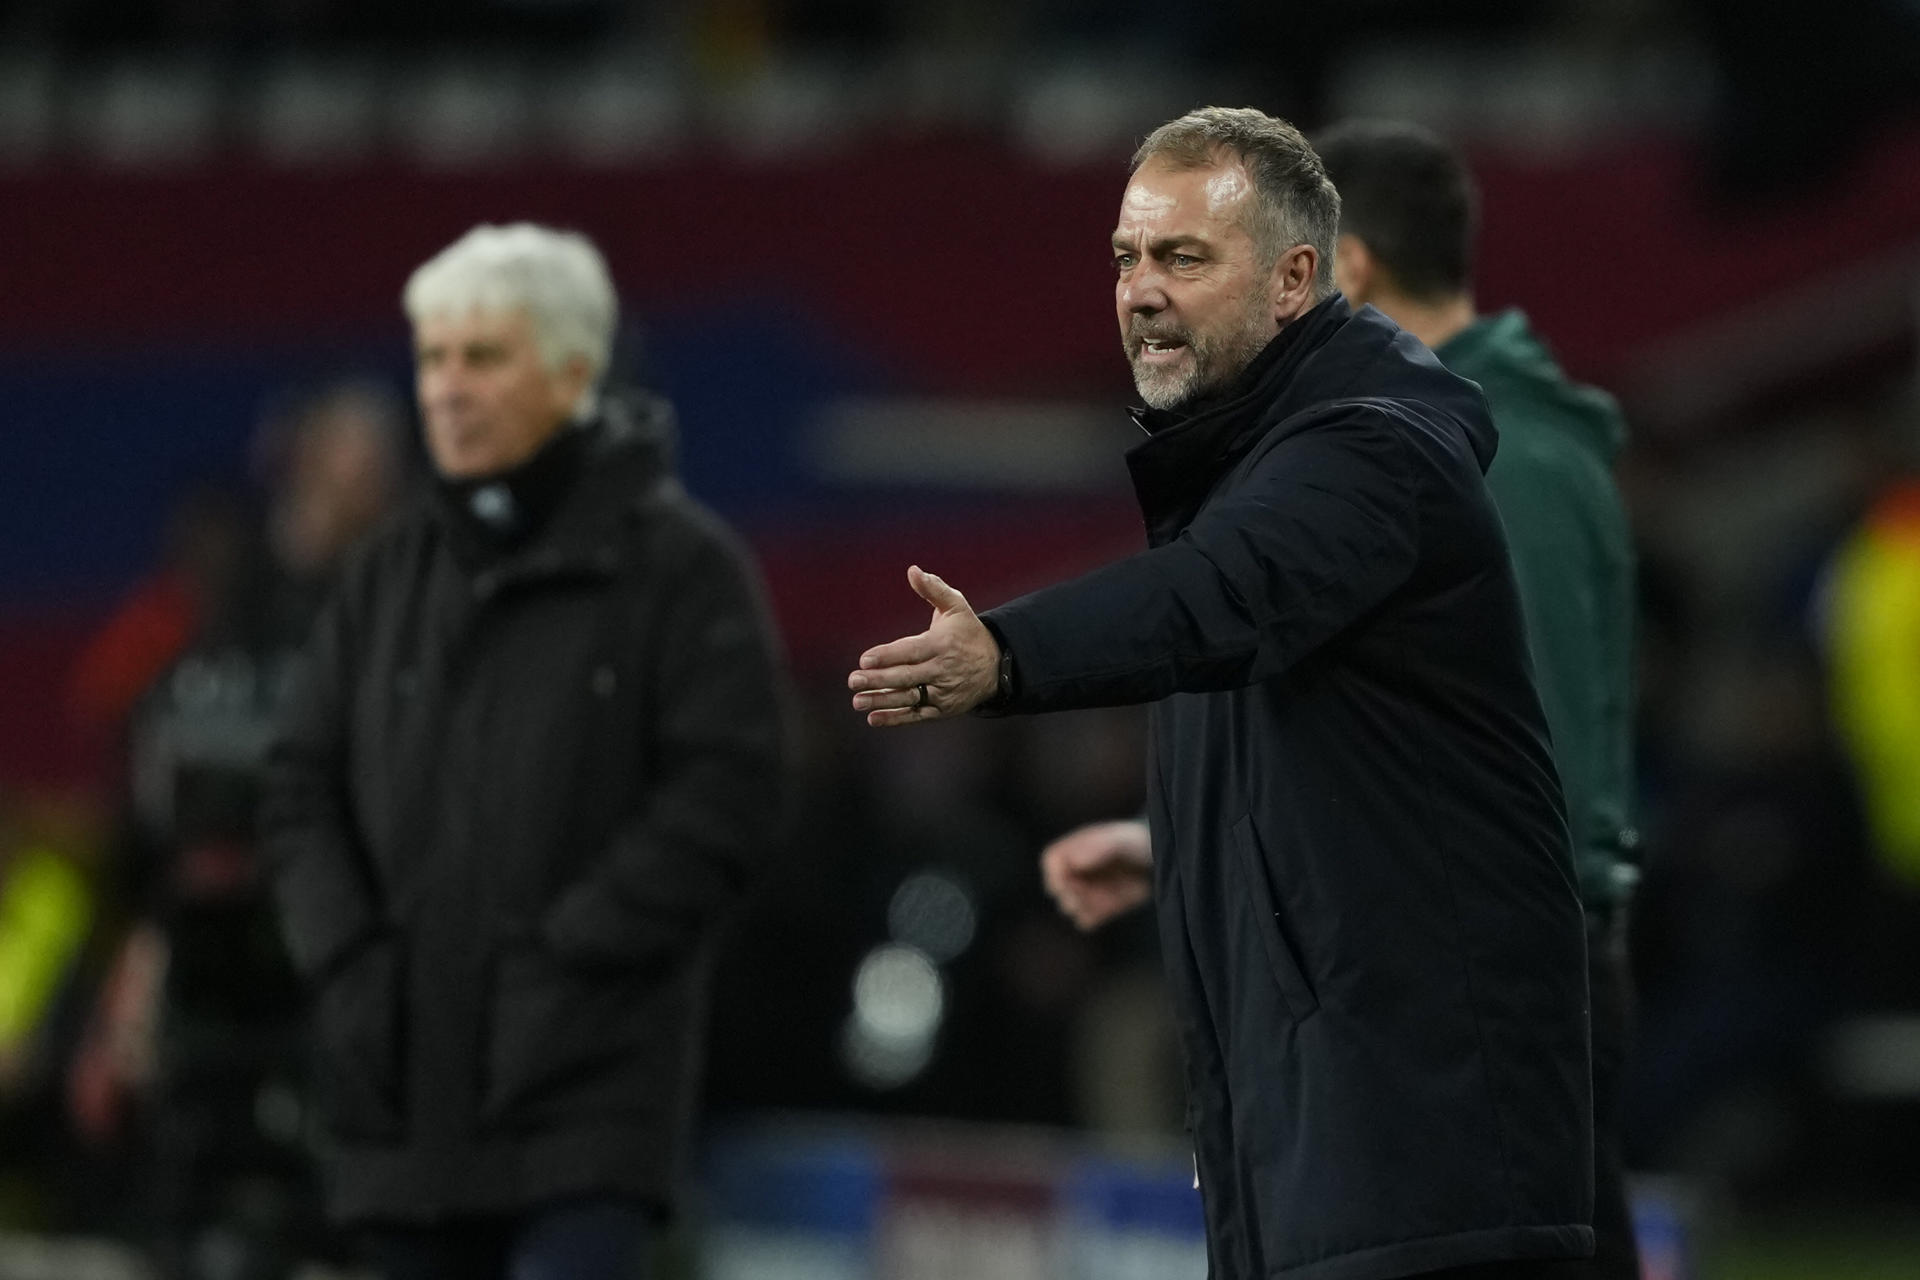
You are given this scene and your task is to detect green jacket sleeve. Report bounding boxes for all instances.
[1483,434,1636,891]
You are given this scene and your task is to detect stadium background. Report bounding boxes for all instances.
[3,1,1920,1276]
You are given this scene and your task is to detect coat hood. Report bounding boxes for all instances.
[1440,309,1625,464]
[597,387,679,487]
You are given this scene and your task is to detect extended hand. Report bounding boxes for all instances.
[848,566,1000,727]
[1041,819,1153,930]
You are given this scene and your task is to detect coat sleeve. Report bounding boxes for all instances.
[260,581,383,983]
[983,411,1422,712]
[540,518,786,968]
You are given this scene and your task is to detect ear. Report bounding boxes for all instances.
[1269,243,1320,324]
[554,352,595,411]
[1333,233,1371,304]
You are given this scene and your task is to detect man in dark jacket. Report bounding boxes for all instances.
[1317,119,1640,1279]
[263,223,784,1279]
[849,108,1594,1279]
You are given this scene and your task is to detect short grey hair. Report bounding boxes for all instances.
[1133,107,1342,297]
[403,223,618,413]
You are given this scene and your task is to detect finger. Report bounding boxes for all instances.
[855,634,936,676]
[849,685,927,713]
[1053,836,1093,868]
[1077,893,1123,929]
[1045,877,1085,921]
[866,703,939,729]
[908,565,970,614]
[1041,850,1073,901]
[1060,838,1120,871]
[848,665,933,696]
[1044,845,1097,895]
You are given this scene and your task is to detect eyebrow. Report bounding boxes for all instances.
[1111,233,1209,255]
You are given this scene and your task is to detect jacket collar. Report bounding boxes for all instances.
[1125,294,1351,545]
[435,418,595,571]
[437,395,679,597]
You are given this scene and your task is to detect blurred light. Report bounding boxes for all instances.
[853,943,943,1042]
[77,59,220,168]
[0,52,55,166]
[1825,1016,1920,1099]
[252,60,383,166]
[710,60,858,160]
[887,871,977,964]
[398,60,533,167]
[843,943,944,1090]
[544,60,687,165]
[807,398,1119,491]
[1012,60,1194,164]
[840,1013,936,1091]
[1324,45,1712,150]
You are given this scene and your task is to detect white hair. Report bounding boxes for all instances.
[402,223,618,416]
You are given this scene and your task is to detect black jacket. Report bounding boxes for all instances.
[262,402,784,1223]
[984,298,1593,1280]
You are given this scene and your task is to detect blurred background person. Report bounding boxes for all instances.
[261,224,786,1280]
[1317,118,1640,1279]
[0,792,97,1236]
[1823,474,1920,1002]
[65,380,407,1278]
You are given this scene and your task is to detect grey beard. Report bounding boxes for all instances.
[1130,350,1203,411]
[1127,314,1275,413]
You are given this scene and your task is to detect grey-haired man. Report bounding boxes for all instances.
[265,224,785,1279]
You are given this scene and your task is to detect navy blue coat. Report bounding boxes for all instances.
[984,298,1594,1280]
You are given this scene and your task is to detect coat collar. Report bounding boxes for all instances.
[1124,294,1351,546]
[440,394,679,599]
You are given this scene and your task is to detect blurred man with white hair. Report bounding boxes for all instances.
[264,223,785,1279]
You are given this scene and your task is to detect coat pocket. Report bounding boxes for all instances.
[310,935,405,1142]
[478,942,662,1129]
[1229,814,1320,1022]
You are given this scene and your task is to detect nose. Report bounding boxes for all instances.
[1119,263,1168,315]
[421,362,469,412]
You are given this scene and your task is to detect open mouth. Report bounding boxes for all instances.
[1137,337,1188,364]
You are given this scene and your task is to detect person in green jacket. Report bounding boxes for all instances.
[1318,119,1641,1278]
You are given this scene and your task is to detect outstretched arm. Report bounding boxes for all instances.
[984,414,1421,713]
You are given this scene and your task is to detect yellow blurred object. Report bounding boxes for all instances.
[0,847,94,1055]
[1828,483,1920,888]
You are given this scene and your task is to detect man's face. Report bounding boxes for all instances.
[1113,156,1284,412]
[413,307,586,480]
[275,406,396,574]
